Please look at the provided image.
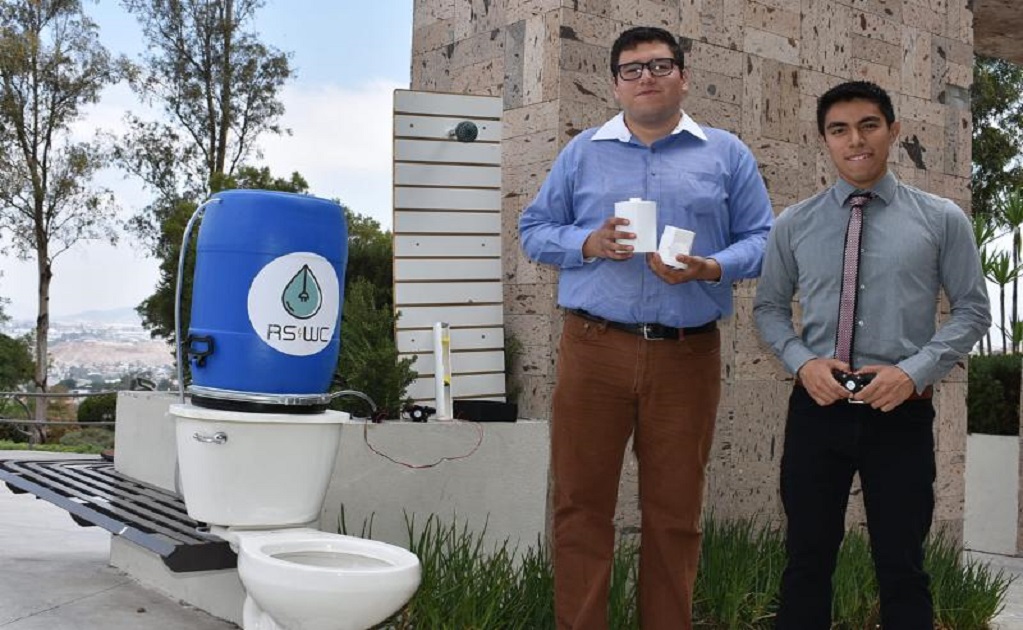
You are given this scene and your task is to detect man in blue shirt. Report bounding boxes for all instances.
[754,81,991,628]
[519,26,773,630]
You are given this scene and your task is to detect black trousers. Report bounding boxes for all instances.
[775,386,936,630]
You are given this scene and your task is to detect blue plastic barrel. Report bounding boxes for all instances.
[187,190,348,395]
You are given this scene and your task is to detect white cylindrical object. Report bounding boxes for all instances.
[614,198,658,253]
[432,322,452,420]
[657,225,696,269]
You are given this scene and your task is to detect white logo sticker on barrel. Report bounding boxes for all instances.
[248,252,340,356]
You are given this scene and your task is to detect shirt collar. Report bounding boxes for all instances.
[831,170,898,207]
[591,111,708,143]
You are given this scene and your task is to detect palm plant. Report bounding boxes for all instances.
[984,250,1022,353]
[996,190,1023,353]
[974,214,999,355]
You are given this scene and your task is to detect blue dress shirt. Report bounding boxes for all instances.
[519,112,774,328]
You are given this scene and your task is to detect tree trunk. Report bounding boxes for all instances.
[215,0,233,177]
[34,250,51,441]
[1014,230,1020,353]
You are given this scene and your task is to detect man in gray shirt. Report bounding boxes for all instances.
[754,81,990,629]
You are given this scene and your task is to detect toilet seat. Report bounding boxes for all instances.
[231,528,421,630]
[236,528,420,576]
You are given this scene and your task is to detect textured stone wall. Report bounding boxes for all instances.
[411,0,974,537]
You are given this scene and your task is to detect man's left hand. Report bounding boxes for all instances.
[647,253,721,285]
[851,365,916,412]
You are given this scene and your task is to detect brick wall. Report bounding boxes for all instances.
[410,0,974,537]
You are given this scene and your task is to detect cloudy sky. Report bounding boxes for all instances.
[0,0,412,320]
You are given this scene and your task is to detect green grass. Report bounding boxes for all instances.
[0,439,107,454]
[362,514,1012,629]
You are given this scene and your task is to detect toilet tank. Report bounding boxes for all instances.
[171,404,348,527]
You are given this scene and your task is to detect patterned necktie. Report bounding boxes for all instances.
[834,192,875,366]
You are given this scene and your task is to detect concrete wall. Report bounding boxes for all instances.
[411,0,974,535]
[965,433,1019,555]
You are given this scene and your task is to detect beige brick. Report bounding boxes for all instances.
[691,68,743,105]
[414,0,456,27]
[413,19,456,56]
[901,27,933,100]
[453,0,506,40]
[742,53,764,140]
[762,59,801,144]
[903,1,944,34]
[744,27,801,66]
[506,0,561,23]
[701,0,745,50]
[750,137,802,169]
[448,27,506,70]
[899,93,945,127]
[689,41,745,78]
[558,68,615,107]
[943,61,971,88]
[849,32,901,67]
[850,59,901,94]
[745,1,800,39]
[686,95,741,134]
[560,38,610,75]
[610,0,677,27]
[933,35,972,67]
[411,48,455,92]
[835,0,903,20]
[801,3,853,75]
[560,6,622,47]
[503,101,560,139]
[452,56,506,96]
[853,10,903,46]
[936,380,967,453]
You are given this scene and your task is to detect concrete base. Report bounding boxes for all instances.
[109,536,245,626]
[114,391,181,492]
[965,433,1020,555]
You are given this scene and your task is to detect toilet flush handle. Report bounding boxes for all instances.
[193,431,228,445]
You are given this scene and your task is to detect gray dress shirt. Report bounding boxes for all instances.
[753,171,991,391]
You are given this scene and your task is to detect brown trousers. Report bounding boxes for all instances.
[551,313,721,630]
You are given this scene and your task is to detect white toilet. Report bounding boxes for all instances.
[171,403,421,630]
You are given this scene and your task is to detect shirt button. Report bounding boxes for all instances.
[857,320,864,326]
[860,284,865,290]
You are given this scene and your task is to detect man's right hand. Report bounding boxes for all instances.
[797,358,854,406]
[582,217,634,260]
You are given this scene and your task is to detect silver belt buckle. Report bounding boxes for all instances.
[642,323,663,340]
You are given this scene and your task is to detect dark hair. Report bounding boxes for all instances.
[816,81,896,135]
[610,26,685,79]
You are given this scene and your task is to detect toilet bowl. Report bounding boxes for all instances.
[171,403,422,630]
[214,527,421,630]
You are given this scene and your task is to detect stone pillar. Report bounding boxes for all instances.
[410,0,974,535]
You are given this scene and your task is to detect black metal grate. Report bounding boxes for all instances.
[0,458,235,572]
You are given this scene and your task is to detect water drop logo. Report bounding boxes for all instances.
[282,264,322,320]
[248,252,339,356]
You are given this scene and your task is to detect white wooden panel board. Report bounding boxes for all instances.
[394,211,500,234]
[394,115,502,142]
[394,235,501,258]
[394,90,503,118]
[397,327,504,354]
[400,350,505,376]
[394,187,501,211]
[394,139,500,165]
[396,304,504,328]
[395,281,502,306]
[394,259,501,282]
[395,163,500,188]
[407,372,507,400]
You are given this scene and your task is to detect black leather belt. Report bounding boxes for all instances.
[568,309,716,341]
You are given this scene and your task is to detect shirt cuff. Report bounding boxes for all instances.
[782,345,819,377]
[895,355,931,393]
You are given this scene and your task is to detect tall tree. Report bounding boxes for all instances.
[116,0,293,246]
[972,56,1023,218]
[0,0,118,423]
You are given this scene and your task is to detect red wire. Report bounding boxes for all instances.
[361,418,485,469]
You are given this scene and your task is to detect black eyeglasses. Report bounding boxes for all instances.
[614,58,679,81]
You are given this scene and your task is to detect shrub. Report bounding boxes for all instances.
[77,393,117,424]
[967,354,1021,435]
[57,427,115,450]
[331,278,417,419]
[365,514,1011,629]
